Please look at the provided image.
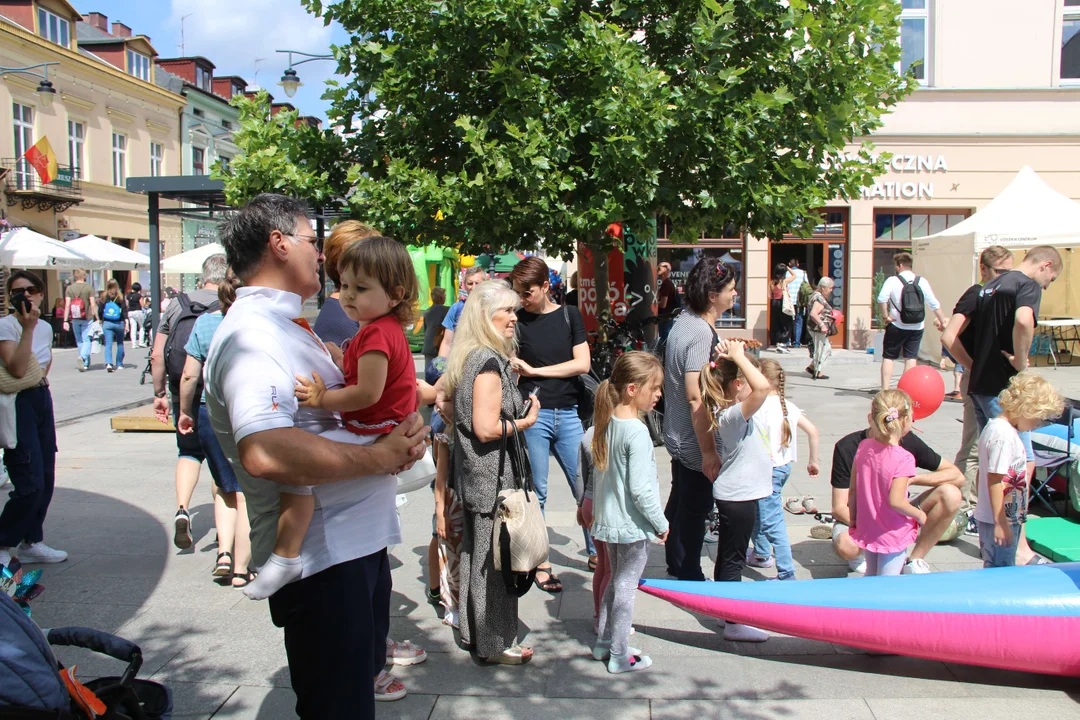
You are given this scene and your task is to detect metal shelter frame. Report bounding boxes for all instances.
[126,175,341,331]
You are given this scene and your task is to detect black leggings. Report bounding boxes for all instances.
[713,498,759,582]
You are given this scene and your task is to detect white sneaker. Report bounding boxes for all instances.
[723,623,769,642]
[17,542,68,564]
[902,557,931,574]
[745,549,775,568]
[0,547,12,569]
[848,556,867,574]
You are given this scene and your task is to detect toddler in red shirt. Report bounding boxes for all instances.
[242,234,419,601]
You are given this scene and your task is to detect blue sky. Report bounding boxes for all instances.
[78,0,350,122]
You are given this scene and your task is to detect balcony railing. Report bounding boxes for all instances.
[2,158,84,213]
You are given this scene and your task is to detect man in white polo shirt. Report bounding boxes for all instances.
[876,251,947,390]
[204,194,427,720]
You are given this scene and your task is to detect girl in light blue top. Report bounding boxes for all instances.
[590,351,669,674]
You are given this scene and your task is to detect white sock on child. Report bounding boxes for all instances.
[592,641,641,661]
[607,652,653,674]
[243,554,302,600]
[723,623,769,643]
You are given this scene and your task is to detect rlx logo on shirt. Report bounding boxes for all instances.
[270,385,279,412]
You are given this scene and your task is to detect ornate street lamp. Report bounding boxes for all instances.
[275,50,334,98]
[0,62,59,107]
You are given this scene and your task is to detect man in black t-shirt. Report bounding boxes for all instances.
[657,262,680,342]
[958,246,1062,432]
[829,427,963,574]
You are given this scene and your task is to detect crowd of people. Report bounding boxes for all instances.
[0,187,1069,719]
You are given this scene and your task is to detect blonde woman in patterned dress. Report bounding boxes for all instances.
[445,280,541,664]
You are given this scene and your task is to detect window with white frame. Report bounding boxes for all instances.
[1064,0,1080,80]
[37,7,70,47]
[192,147,205,175]
[13,103,34,190]
[898,0,928,82]
[219,155,231,172]
[127,50,151,81]
[112,132,127,187]
[150,143,164,177]
[195,66,212,91]
[68,120,85,179]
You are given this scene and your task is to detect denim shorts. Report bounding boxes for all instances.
[977,520,1022,568]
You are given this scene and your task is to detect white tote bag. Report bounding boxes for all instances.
[0,393,17,450]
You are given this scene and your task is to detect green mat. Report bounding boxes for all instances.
[1026,517,1080,562]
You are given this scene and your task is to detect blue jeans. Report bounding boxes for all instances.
[792,311,804,347]
[0,386,56,547]
[198,404,240,493]
[750,463,796,580]
[970,393,1034,461]
[71,319,91,364]
[523,405,595,556]
[978,520,1022,567]
[102,320,126,368]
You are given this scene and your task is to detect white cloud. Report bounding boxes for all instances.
[168,0,340,113]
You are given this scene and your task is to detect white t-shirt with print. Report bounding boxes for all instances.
[759,394,802,467]
[0,315,53,367]
[975,417,1029,525]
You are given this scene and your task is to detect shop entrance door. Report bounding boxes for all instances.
[770,239,848,349]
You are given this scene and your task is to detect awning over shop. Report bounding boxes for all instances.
[65,235,152,270]
[0,227,100,270]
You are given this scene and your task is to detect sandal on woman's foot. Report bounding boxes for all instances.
[231,570,255,588]
[801,495,819,514]
[482,645,533,665]
[374,670,407,701]
[587,555,597,572]
[784,497,805,515]
[945,391,961,400]
[815,373,830,380]
[386,638,427,666]
[534,569,563,593]
[213,551,233,578]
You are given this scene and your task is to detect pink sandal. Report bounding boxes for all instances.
[374,670,407,702]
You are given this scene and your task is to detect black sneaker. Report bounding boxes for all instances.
[964,512,978,537]
[174,508,193,550]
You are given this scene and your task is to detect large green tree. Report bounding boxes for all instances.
[302,0,912,257]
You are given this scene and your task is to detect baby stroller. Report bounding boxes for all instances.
[0,592,172,720]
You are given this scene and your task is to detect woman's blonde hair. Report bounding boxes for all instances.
[758,359,792,449]
[445,279,520,396]
[699,353,760,430]
[998,371,1064,423]
[869,388,913,440]
[591,351,663,472]
[105,279,121,301]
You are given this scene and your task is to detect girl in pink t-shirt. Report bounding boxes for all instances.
[848,389,926,576]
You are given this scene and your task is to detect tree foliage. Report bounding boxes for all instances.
[301,0,912,256]
[213,91,350,209]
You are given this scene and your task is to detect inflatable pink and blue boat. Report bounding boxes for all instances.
[640,563,1080,675]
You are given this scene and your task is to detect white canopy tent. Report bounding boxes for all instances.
[161,243,225,275]
[0,227,102,270]
[65,235,152,271]
[913,166,1080,360]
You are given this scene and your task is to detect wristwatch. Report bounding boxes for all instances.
[154,390,167,399]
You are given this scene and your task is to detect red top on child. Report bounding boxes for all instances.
[342,314,417,434]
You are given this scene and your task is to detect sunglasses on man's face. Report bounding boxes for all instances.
[10,286,41,297]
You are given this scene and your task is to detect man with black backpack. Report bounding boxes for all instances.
[150,254,225,550]
[876,251,947,391]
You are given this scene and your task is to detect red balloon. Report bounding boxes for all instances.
[896,365,945,420]
[606,222,623,239]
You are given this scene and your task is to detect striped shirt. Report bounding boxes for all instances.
[663,311,718,472]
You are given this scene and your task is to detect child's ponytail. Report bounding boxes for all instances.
[869,388,913,441]
[759,359,792,449]
[698,352,759,430]
[592,351,663,472]
[591,379,619,472]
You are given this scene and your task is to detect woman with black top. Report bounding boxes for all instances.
[509,256,593,592]
[769,264,794,352]
[127,282,146,348]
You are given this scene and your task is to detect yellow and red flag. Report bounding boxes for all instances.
[23,137,58,185]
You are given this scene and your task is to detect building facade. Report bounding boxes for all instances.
[0,0,184,298]
[657,0,1080,350]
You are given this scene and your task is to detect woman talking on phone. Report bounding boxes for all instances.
[0,271,66,568]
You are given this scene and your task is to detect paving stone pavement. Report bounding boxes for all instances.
[17,353,1080,719]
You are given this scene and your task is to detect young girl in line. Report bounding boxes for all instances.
[241,234,420,601]
[976,372,1063,568]
[848,389,923,576]
[746,360,820,580]
[590,351,669,674]
[698,339,772,643]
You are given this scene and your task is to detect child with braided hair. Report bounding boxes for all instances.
[746,360,820,580]
[848,389,924,576]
